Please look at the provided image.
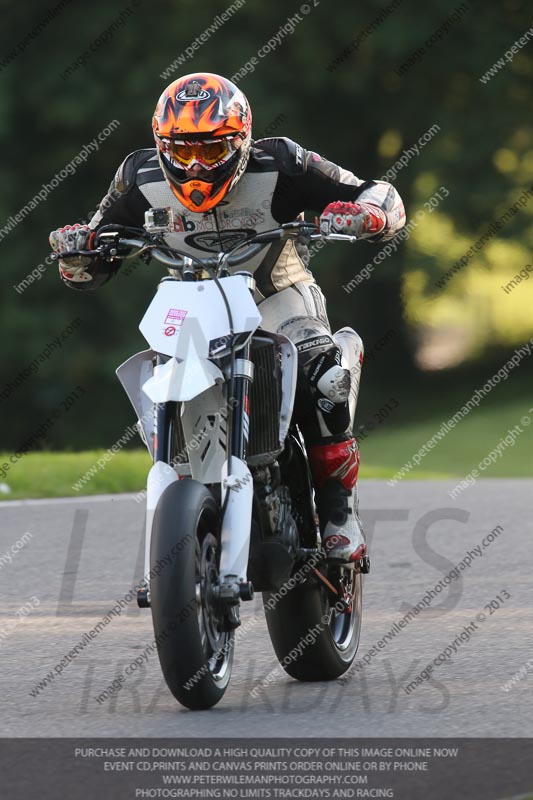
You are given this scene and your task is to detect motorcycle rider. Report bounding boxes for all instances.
[49,72,405,564]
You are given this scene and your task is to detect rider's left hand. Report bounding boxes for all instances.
[320,201,387,239]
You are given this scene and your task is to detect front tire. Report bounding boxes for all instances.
[150,479,233,709]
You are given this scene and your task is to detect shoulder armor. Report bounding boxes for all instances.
[252,137,307,176]
[114,148,158,193]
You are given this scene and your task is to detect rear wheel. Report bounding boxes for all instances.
[150,479,233,709]
[263,563,362,681]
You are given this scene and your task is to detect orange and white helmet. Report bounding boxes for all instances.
[152,72,252,213]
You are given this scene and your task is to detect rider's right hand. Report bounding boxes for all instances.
[320,201,387,239]
[49,223,95,283]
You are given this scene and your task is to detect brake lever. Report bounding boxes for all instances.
[50,248,103,260]
[309,233,358,243]
[50,240,127,261]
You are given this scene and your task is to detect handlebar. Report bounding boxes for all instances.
[119,236,269,270]
[51,220,358,276]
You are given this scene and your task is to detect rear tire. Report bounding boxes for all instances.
[150,479,233,709]
[263,566,362,681]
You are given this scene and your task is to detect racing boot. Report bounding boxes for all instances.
[308,438,367,564]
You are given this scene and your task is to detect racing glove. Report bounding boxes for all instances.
[320,201,387,239]
[49,223,95,283]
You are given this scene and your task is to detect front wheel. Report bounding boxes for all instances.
[263,564,363,681]
[150,479,234,709]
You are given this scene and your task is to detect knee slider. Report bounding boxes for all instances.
[307,347,351,435]
[317,363,351,403]
[309,347,350,404]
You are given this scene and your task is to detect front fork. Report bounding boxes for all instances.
[140,323,257,624]
[138,361,180,607]
[215,335,255,627]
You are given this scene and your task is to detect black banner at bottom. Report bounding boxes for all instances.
[1,738,532,800]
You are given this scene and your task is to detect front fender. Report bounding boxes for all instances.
[142,353,224,403]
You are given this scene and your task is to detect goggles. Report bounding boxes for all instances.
[165,138,232,169]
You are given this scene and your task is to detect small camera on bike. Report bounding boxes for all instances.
[145,207,174,233]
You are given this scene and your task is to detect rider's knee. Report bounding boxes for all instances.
[305,346,351,436]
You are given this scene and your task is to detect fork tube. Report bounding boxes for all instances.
[154,402,176,463]
[153,355,176,463]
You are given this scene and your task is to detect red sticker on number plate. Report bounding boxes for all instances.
[164,308,188,326]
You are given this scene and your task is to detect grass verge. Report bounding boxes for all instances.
[0,391,531,499]
[0,450,151,500]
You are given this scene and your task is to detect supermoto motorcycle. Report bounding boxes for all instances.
[56,211,369,709]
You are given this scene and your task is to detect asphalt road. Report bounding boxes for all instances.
[0,479,531,738]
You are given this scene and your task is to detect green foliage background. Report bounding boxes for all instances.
[1,0,532,451]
